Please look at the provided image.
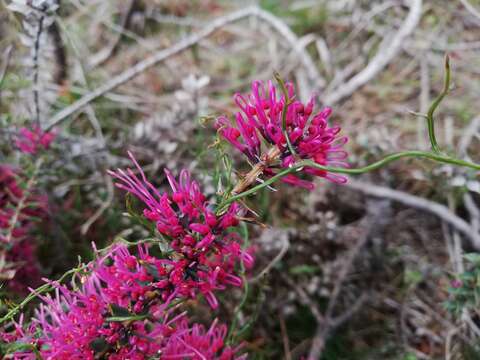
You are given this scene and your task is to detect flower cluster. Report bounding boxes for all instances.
[161,318,244,359]
[216,80,349,189]
[0,244,245,359]
[2,78,353,359]
[109,152,254,309]
[15,126,56,155]
[1,151,252,358]
[0,165,43,292]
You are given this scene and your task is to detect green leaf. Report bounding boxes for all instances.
[110,304,131,317]
[143,263,161,280]
[125,193,155,233]
[106,314,149,322]
[289,265,320,275]
[404,269,423,287]
[464,253,480,265]
[90,337,109,353]
[0,341,42,359]
[107,304,149,322]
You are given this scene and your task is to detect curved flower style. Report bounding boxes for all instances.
[14,126,56,155]
[0,165,43,292]
[216,80,349,189]
[108,152,254,309]
[0,245,246,359]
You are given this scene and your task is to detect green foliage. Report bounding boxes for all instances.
[260,0,329,34]
[463,343,480,360]
[289,264,320,275]
[0,72,31,92]
[125,193,156,234]
[0,341,42,359]
[403,268,424,288]
[445,253,480,314]
[89,337,109,353]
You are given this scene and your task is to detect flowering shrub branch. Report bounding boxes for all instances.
[216,55,479,214]
[217,150,480,214]
[2,54,480,359]
[1,151,253,358]
[1,158,43,245]
[0,158,47,293]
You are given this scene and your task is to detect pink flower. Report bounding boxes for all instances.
[161,318,247,360]
[34,285,107,359]
[216,80,349,189]
[14,126,56,154]
[451,279,463,289]
[108,152,254,309]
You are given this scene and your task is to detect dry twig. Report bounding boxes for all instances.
[346,179,480,250]
[45,6,323,131]
[307,227,370,359]
[323,0,422,104]
[88,0,140,68]
[251,232,289,284]
[460,0,480,22]
[458,115,480,158]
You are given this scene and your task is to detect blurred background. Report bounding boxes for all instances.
[2,0,480,359]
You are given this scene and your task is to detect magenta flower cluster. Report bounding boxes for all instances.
[1,126,55,289]
[15,126,56,155]
[0,165,43,292]
[1,152,252,359]
[1,244,245,359]
[109,152,254,309]
[216,80,349,189]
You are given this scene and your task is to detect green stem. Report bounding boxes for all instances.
[106,314,149,322]
[227,223,250,344]
[216,150,480,211]
[3,342,43,359]
[227,274,249,344]
[426,54,450,153]
[3,157,44,244]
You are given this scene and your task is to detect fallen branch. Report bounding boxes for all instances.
[345,179,480,250]
[88,0,140,68]
[45,6,323,131]
[323,0,422,104]
[307,212,373,359]
[460,0,480,22]
[45,7,255,130]
[0,45,13,89]
[307,293,368,359]
[458,115,480,158]
[253,7,324,90]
